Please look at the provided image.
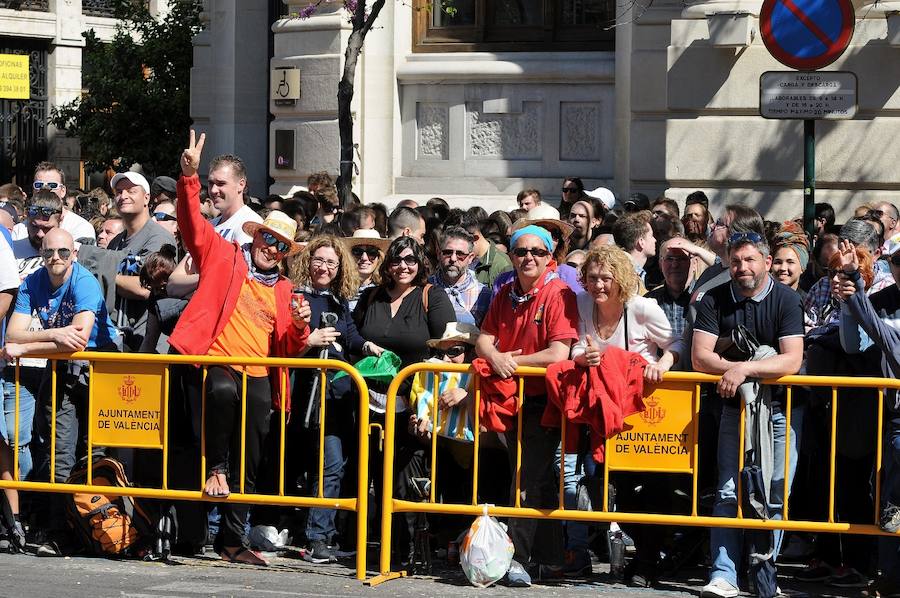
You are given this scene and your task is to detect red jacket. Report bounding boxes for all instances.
[473,358,520,432]
[170,174,309,411]
[542,347,647,462]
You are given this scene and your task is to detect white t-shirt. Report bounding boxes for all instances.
[211,205,262,246]
[11,238,46,368]
[11,209,97,242]
[0,238,19,293]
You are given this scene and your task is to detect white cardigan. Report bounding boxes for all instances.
[571,292,683,364]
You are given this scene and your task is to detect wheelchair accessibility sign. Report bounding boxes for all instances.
[271,67,301,105]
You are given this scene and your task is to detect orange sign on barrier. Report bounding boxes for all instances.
[91,361,166,448]
[607,382,695,472]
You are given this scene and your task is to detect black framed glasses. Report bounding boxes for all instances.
[32,181,61,191]
[153,212,177,222]
[441,249,470,259]
[351,246,380,259]
[561,187,578,194]
[388,255,418,267]
[727,232,763,246]
[512,247,551,258]
[27,206,60,220]
[40,247,72,260]
[434,345,467,359]
[261,231,290,253]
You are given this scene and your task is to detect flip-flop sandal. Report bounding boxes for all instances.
[204,470,230,498]
[220,546,268,566]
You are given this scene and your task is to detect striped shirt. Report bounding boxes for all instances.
[409,361,474,441]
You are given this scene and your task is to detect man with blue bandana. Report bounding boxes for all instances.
[476,224,580,587]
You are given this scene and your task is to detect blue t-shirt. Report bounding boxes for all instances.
[14,262,118,349]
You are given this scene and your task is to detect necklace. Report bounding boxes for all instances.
[593,305,625,340]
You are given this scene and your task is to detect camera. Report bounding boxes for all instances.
[320,311,338,328]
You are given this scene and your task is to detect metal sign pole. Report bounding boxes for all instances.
[803,119,815,240]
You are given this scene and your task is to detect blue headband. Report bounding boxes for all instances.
[510,225,554,253]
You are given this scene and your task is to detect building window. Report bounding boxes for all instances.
[414,0,615,52]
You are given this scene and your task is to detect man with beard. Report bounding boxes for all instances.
[566,200,599,251]
[692,230,805,598]
[428,227,491,326]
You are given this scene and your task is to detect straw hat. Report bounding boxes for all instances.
[242,210,304,256]
[426,322,480,349]
[341,228,391,253]
[513,216,575,241]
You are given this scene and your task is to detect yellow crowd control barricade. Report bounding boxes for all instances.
[369,363,900,585]
[2,352,371,580]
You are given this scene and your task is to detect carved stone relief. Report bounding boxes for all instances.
[417,102,449,160]
[467,101,542,160]
[560,102,602,161]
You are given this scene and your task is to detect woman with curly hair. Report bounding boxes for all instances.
[287,234,367,563]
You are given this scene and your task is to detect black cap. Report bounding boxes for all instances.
[623,192,650,212]
[685,190,709,209]
[0,201,18,224]
[150,176,177,198]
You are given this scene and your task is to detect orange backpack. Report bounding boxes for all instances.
[65,457,156,556]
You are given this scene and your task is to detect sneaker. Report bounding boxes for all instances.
[828,566,869,588]
[795,558,834,582]
[862,577,900,598]
[562,549,592,577]
[882,503,900,533]
[504,559,532,588]
[700,577,739,598]
[303,539,336,564]
[35,540,63,557]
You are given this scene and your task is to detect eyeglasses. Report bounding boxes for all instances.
[727,232,763,246]
[388,255,419,267]
[441,249,470,259]
[153,212,177,222]
[27,206,60,220]
[311,257,340,270]
[512,247,551,258]
[561,187,578,194]
[565,261,581,268]
[261,231,290,253]
[351,246,380,259]
[434,345,467,359]
[40,247,72,260]
[711,219,727,230]
[828,268,850,279]
[32,181,61,191]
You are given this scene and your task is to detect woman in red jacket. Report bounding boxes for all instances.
[172,131,311,566]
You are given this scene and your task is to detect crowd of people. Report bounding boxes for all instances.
[0,129,898,597]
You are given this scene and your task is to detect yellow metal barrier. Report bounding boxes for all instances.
[369,363,900,585]
[3,352,371,580]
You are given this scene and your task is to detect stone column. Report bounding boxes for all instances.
[47,0,86,184]
[268,0,351,196]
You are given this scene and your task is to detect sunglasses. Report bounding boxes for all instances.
[512,247,551,258]
[261,231,290,253]
[728,232,763,246]
[565,261,581,268]
[441,249,470,259]
[40,247,72,260]
[351,246,381,259]
[32,181,61,191]
[434,345,467,359]
[561,187,578,194]
[388,255,419,267]
[153,212,177,222]
[27,206,60,220]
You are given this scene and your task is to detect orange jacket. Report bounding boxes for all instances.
[542,347,647,462]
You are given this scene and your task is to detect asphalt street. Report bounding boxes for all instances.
[0,548,865,598]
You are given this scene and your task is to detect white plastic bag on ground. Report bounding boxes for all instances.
[248,525,289,552]
[460,505,514,588]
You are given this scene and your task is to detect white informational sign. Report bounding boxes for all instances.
[759,71,857,120]
[270,67,301,102]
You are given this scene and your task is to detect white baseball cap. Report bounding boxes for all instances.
[110,171,150,195]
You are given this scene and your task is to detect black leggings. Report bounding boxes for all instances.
[202,366,272,548]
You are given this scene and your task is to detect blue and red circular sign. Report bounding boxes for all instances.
[760,0,854,70]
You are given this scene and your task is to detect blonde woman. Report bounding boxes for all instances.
[288,234,366,563]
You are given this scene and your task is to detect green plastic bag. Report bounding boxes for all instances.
[332,350,401,383]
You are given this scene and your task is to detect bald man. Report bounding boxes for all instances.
[3,227,118,557]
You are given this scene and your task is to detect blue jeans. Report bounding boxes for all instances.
[709,401,805,587]
[0,374,35,480]
[306,433,347,542]
[878,420,900,582]
[555,446,590,552]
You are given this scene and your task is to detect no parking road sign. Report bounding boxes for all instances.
[760,0,854,70]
